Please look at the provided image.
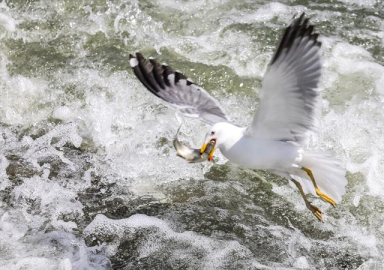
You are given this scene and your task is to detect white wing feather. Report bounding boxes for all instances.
[245,15,322,145]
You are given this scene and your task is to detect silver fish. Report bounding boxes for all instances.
[173,126,215,163]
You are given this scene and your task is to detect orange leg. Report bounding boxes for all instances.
[291,179,323,222]
[301,167,336,207]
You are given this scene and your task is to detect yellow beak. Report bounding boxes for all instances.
[200,143,207,154]
[208,147,216,161]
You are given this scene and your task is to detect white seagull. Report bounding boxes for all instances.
[129,14,348,221]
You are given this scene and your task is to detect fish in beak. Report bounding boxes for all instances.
[200,139,216,162]
[173,126,216,163]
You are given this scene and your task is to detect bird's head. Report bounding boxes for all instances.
[200,122,231,161]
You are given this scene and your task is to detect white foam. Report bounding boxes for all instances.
[338,0,378,8]
[293,256,309,269]
[0,230,110,270]
[0,155,10,192]
[84,214,255,268]
[0,12,16,33]
[328,42,384,82]
[52,106,75,122]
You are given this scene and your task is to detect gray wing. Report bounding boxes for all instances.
[245,14,322,145]
[129,53,230,125]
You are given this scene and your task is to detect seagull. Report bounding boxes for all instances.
[129,14,348,222]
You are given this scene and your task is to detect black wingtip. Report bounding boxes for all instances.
[270,13,320,65]
[162,65,173,86]
[175,71,187,84]
[293,12,305,22]
[149,58,166,89]
[130,53,185,94]
[135,52,146,65]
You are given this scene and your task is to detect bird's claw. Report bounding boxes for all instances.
[306,201,323,222]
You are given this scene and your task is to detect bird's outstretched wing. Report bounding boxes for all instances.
[129,53,230,125]
[245,14,322,145]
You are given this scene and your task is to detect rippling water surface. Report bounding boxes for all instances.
[1,0,384,269]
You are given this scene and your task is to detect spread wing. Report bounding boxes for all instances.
[245,14,322,145]
[129,53,230,125]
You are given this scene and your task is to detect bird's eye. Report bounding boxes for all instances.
[211,131,215,135]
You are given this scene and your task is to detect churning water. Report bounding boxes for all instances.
[1,0,384,269]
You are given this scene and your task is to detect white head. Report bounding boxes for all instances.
[200,122,240,161]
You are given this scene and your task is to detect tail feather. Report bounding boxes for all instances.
[292,151,348,203]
